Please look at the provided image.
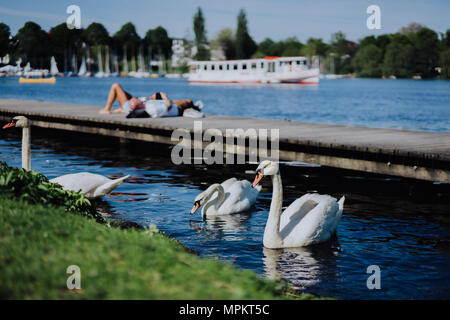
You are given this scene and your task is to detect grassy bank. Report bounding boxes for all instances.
[0,163,320,299]
[0,197,305,299]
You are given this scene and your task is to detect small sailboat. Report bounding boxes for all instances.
[104,46,111,77]
[120,45,129,77]
[78,57,87,77]
[71,53,78,75]
[131,46,148,78]
[50,56,60,76]
[95,46,105,78]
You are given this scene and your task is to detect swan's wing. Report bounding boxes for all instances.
[281,194,341,247]
[220,177,238,190]
[92,175,130,198]
[218,179,259,214]
[50,172,129,199]
[280,193,320,227]
[50,172,111,196]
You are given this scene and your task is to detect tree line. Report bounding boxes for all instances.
[0,20,172,73]
[0,7,449,78]
[193,9,449,79]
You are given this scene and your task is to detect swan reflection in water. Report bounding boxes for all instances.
[262,240,340,292]
[189,212,252,242]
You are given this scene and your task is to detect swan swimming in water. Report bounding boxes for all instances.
[3,116,129,199]
[252,160,345,248]
[191,178,261,217]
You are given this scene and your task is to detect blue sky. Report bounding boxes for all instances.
[1,0,449,43]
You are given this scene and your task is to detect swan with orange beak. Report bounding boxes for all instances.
[3,116,31,170]
[190,178,261,218]
[251,160,345,248]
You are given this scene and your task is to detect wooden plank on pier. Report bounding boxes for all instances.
[0,98,449,183]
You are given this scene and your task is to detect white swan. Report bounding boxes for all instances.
[190,178,261,217]
[3,116,129,199]
[252,160,345,248]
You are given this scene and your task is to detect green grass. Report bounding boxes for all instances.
[0,197,319,300]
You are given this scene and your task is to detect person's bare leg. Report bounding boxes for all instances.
[99,83,130,114]
[99,84,117,114]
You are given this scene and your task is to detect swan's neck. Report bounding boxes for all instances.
[263,173,284,248]
[202,185,225,217]
[22,126,31,170]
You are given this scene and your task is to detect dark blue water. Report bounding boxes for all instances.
[0,76,449,131]
[0,77,449,299]
[1,130,449,300]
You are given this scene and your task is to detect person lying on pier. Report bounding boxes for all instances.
[99,83,203,117]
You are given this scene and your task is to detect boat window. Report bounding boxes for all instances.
[261,62,264,69]
[219,64,223,70]
[296,61,300,65]
[251,63,257,70]
[233,64,238,70]
[211,64,215,70]
[226,64,230,70]
[243,64,247,70]
[203,65,207,70]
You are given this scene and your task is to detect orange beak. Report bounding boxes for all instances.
[2,121,16,129]
[190,202,200,214]
[252,172,264,188]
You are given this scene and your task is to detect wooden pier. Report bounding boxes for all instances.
[0,98,449,183]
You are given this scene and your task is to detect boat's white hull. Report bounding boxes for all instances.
[188,57,320,85]
[188,77,319,84]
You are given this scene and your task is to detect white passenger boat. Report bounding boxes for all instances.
[188,56,320,84]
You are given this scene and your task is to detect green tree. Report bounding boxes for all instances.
[49,23,84,71]
[17,21,52,69]
[84,22,110,46]
[301,38,328,57]
[145,26,172,60]
[193,7,207,44]
[328,31,357,74]
[409,27,440,78]
[280,37,303,56]
[82,23,110,73]
[440,48,450,78]
[193,7,210,60]
[213,28,236,60]
[358,35,377,48]
[352,43,383,77]
[382,34,415,78]
[235,9,257,59]
[330,32,348,56]
[255,38,275,57]
[441,29,450,49]
[0,23,11,59]
[375,34,391,54]
[113,22,141,59]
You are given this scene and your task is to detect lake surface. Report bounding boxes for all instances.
[0,77,449,299]
[0,76,449,132]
